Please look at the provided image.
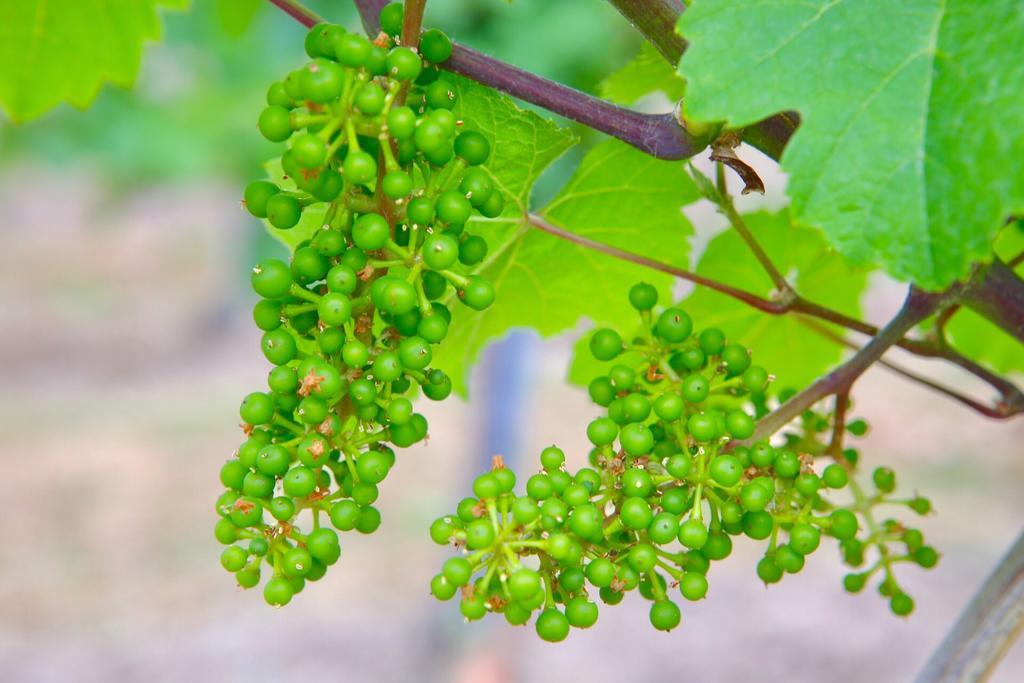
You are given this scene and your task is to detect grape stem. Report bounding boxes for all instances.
[400,0,426,48]
[738,287,952,444]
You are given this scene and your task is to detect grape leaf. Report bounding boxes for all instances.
[599,41,686,106]
[0,0,186,122]
[435,128,701,394]
[681,210,867,389]
[677,0,1024,291]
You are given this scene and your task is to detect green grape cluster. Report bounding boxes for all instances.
[429,284,938,640]
[215,6,503,606]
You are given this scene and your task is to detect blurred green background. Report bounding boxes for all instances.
[1,2,1023,682]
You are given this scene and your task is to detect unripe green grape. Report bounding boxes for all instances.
[742,510,773,540]
[386,46,422,81]
[422,233,459,270]
[257,106,292,142]
[301,59,344,103]
[773,450,801,478]
[679,572,708,601]
[459,276,495,311]
[740,481,771,512]
[628,282,658,311]
[244,180,280,218]
[725,410,755,439]
[653,392,684,421]
[568,504,602,538]
[382,170,413,199]
[352,213,390,251]
[648,512,680,545]
[699,327,725,355]
[459,235,488,265]
[915,546,939,568]
[355,505,382,534]
[420,28,453,63]
[268,496,296,522]
[655,308,693,342]
[465,518,495,550]
[681,374,709,403]
[397,335,431,370]
[649,600,681,631]
[305,528,342,565]
[266,81,292,108]
[472,472,501,500]
[240,392,275,425]
[291,245,329,283]
[721,343,751,374]
[775,544,805,573]
[508,568,542,603]
[757,554,783,584]
[386,106,416,139]
[621,468,654,497]
[229,496,263,528]
[829,509,859,540]
[312,169,344,202]
[291,132,327,169]
[586,417,618,446]
[304,23,343,59]
[890,592,914,616]
[354,82,386,115]
[255,444,290,477]
[709,454,743,487]
[687,412,723,442]
[431,573,458,601]
[425,79,456,110]
[266,194,302,230]
[742,365,769,393]
[214,518,238,545]
[873,466,896,493]
[620,497,653,530]
[314,292,350,327]
[334,32,371,67]
[589,328,622,361]
[454,130,490,165]
[789,523,821,555]
[535,608,570,642]
[283,466,318,497]
[619,423,654,456]
[241,471,274,499]
[261,329,296,365]
[749,441,776,468]
[678,518,709,549]
[220,546,248,572]
[436,190,472,225]
[479,191,505,218]
[665,454,692,480]
[374,277,418,315]
[343,149,377,186]
[264,576,294,606]
[219,460,248,491]
[378,2,403,35]
[417,313,449,343]
[459,168,493,206]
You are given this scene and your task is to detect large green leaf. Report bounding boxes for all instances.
[435,132,701,394]
[682,210,868,390]
[599,41,686,106]
[0,1,186,122]
[678,1,1024,291]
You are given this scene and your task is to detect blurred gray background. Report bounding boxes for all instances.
[1,1,1022,681]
